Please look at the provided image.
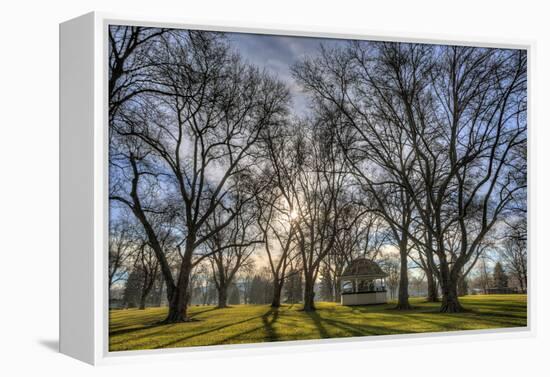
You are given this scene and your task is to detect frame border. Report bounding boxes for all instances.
[83,11,535,365]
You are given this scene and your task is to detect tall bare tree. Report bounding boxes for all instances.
[289,119,350,311]
[500,217,527,292]
[205,203,259,308]
[255,125,304,307]
[109,26,168,117]
[255,189,299,307]
[134,242,161,309]
[110,29,289,322]
[293,44,422,310]
[108,214,137,290]
[293,42,527,312]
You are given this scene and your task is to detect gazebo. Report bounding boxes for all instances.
[340,258,388,306]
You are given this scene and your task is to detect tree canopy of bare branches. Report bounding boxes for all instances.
[109,28,289,322]
[293,42,527,312]
[109,26,527,318]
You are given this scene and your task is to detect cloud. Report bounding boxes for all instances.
[227,32,345,115]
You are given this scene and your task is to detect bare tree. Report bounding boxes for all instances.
[108,213,137,290]
[109,26,168,117]
[256,190,299,307]
[293,44,422,310]
[255,127,303,307]
[110,29,289,322]
[500,217,527,292]
[134,242,161,309]
[379,253,400,300]
[409,231,440,302]
[293,42,527,312]
[205,203,259,308]
[191,262,215,305]
[414,46,527,311]
[478,255,493,294]
[289,119,351,311]
[238,262,257,305]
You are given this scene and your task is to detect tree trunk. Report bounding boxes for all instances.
[520,266,528,293]
[139,273,153,310]
[518,275,524,293]
[395,238,411,310]
[217,284,228,308]
[426,271,439,302]
[303,274,316,312]
[162,247,193,323]
[334,276,342,302]
[271,279,283,308]
[164,288,187,323]
[139,289,147,310]
[439,266,464,313]
[157,280,164,307]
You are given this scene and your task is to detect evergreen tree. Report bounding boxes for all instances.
[228,283,241,305]
[284,270,303,304]
[248,274,273,304]
[122,268,143,308]
[493,262,509,289]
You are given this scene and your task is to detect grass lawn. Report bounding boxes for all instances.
[109,294,527,351]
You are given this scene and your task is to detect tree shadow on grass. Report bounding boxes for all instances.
[306,311,330,338]
[212,307,284,345]
[191,306,220,316]
[151,312,270,349]
[109,310,168,331]
[397,311,524,332]
[109,324,179,348]
[464,312,526,328]
[110,307,284,350]
[109,322,174,337]
[347,303,400,314]
[467,303,527,314]
[322,316,413,337]
[110,308,215,340]
[388,305,420,312]
[262,307,280,341]
[212,307,283,345]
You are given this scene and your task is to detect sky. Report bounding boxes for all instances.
[228,32,345,115]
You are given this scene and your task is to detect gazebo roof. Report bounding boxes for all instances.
[341,258,388,279]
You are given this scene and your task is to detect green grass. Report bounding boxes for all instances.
[109,294,527,351]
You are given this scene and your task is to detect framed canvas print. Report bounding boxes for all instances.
[60,12,532,365]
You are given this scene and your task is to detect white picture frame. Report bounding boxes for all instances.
[60,11,535,365]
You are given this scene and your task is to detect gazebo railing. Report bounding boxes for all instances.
[341,288,387,295]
